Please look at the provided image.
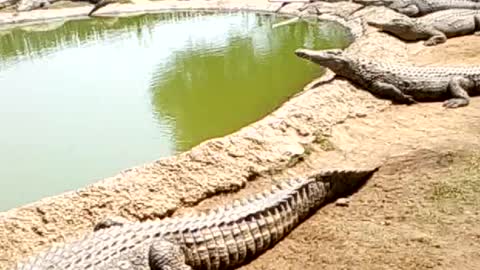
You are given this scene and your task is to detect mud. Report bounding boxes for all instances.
[0,1,479,269]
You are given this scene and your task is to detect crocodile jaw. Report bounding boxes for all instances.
[294,48,348,72]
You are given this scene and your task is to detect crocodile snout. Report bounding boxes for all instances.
[367,20,387,29]
[294,49,309,59]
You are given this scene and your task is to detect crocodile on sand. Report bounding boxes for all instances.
[352,0,480,17]
[15,168,377,270]
[295,48,480,108]
[368,9,480,46]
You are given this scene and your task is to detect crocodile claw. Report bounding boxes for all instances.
[443,98,468,108]
[404,95,417,105]
[424,33,449,46]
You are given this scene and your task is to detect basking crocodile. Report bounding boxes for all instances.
[368,9,480,46]
[15,168,377,270]
[295,48,480,108]
[16,0,115,16]
[353,0,480,17]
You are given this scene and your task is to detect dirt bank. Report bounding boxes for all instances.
[0,1,479,269]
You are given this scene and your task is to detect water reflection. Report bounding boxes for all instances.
[0,12,350,211]
[149,15,350,151]
[0,12,210,66]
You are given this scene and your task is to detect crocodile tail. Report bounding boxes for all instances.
[313,166,379,202]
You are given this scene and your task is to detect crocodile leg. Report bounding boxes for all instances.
[474,15,480,35]
[422,27,447,46]
[443,76,473,108]
[369,81,417,104]
[394,5,420,17]
[149,240,192,270]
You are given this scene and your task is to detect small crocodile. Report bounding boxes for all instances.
[15,168,377,270]
[368,9,480,45]
[295,48,480,108]
[353,0,480,17]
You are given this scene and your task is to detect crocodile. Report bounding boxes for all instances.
[352,0,480,17]
[368,9,480,45]
[295,48,480,108]
[15,168,377,270]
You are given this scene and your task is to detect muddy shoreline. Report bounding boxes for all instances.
[1,1,479,269]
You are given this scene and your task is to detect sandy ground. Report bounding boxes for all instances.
[176,34,480,270]
[0,1,479,270]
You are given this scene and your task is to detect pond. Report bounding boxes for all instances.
[0,11,351,211]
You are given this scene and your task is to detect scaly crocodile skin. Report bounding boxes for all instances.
[16,168,378,270]
[295,48,480,108]
[353,0,480,17]
[368,9,480,45]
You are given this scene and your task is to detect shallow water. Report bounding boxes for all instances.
[0,12,351,211]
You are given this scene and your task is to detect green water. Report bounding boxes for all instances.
[0,12,351,211]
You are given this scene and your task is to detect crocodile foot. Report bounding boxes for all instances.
[443,98,468,108]
[149,240,192,270]
[423,37,446,46]
[403,95,417,105]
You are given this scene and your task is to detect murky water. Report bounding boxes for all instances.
[0,12,351,211]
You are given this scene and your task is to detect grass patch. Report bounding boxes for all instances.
[312,130,336,151]
[428,154,480,202]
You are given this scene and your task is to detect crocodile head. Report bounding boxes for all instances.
[294,49,351,72]
[368,18,420,41]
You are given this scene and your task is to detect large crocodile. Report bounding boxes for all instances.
[15,168,377,270]
[295,48,480,108]
[353,0,480,17]
[368,9,480,45]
